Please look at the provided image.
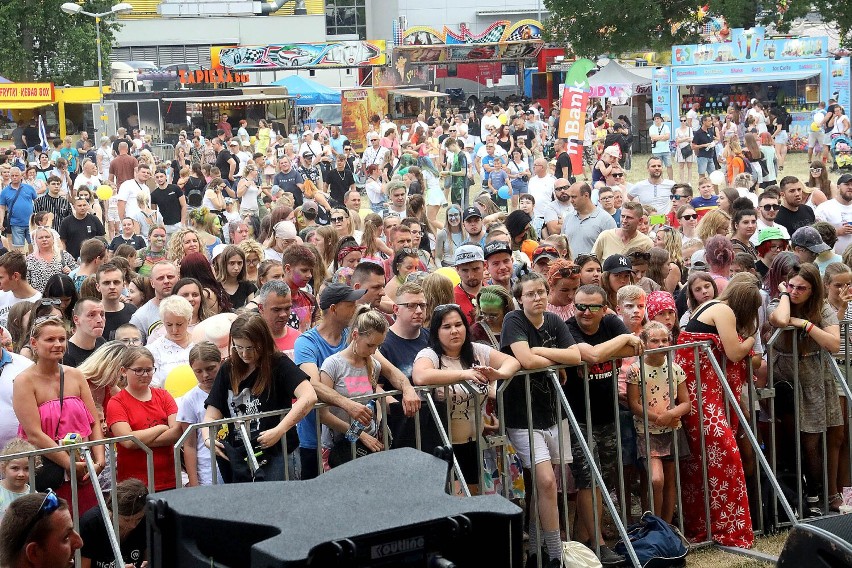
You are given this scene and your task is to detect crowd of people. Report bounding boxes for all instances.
[0,97,850,568]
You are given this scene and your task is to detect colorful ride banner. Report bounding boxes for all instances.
[557,59,595,175]
[212,41,386,71]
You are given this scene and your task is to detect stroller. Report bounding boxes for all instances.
[831,135,852,172]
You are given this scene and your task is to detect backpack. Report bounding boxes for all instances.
[613,512,689,567]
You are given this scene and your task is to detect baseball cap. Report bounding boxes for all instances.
[602,254,633,274]
[453,244,484,265]
[505,210,532,240]
[301,199,318,213]
[653,112,663,119]
[603,146,620,158]
[838,173,852,185]
[690,249,707,272]
[483,241,512,260]
[319,283,366,310]
[274,221,297,240]
[532,245,559,264]
[463,206,482,221]
[210,243,227,260]
[757,227,788,246]
[791,226,830,253]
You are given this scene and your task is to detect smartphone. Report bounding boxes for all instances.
[649,214,667,225]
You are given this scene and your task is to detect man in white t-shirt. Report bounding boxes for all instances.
[815,173,852,254]
[528,158,556,219]
[481,107,501,134]
[298,131,323,160]
[0,252,41,329]
[73,159,101,193]
[379,114,397,137]
[627,156,676,215]
[116,163,150,222]
[543,177,574,236]
[686,102,701,131]
[648,113,673,180]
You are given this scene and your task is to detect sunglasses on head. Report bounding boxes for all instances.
[762,204,781,211]
[555,266,581,278]
[628,251,652,261]
[20,489,60,545]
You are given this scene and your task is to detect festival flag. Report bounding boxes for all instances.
[38,115,48,150]
[557,58,595,175]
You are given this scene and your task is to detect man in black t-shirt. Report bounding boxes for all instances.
[500,273,581,566]
[323,154,356,206]
[58,194,105,260]
[775,175,815,235]
[63,298,106,367]
[273,156,305,208]
[213,137,236,191]
[564,284,643,564]
[97,263,137,340]
[691,115,717,176]
[553,138,574,182]
[150,168,188,236]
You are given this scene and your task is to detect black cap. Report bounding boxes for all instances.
[602,254,633,274]
[463,206,482,221]
[505,210,532,240]
[653,112,663,119]
[319,283,366,310]
[484,241,512,260]
[838,173,852,185]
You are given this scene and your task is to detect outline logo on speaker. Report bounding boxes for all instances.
[370,536,425,559]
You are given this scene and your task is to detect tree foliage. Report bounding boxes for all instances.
[544,0,832,57]
[0,0,121,84]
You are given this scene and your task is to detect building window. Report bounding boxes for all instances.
[325,0,366,39]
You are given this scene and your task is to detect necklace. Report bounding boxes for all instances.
[336,168,346,181]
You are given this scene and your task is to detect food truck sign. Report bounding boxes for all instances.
[0,83,55,103]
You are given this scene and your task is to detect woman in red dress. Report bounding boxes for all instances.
[675,276,761,548]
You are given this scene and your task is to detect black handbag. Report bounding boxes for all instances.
[35,367,68,491]
[680,145,693,159]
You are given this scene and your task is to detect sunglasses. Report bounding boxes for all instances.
[331,217,346,223]
[20,489,61,545]
[670,194,687,200]
[810,168,823,173]
[575,253,600,264]
[40,298,62,307]
[611,173,625,178]
[680,214,698,221]
[628,251,652,261]
[555,266,581,278]
[575,303,605,313]
[761,204,781,212]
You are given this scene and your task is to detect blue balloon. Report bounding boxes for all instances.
[497,185,511,200]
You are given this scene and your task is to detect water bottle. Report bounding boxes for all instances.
[345,400,375,442]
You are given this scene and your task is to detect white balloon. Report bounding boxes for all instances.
[708,169,726,186]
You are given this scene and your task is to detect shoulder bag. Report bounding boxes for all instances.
[35,366,69,491]
[2,185,23,235]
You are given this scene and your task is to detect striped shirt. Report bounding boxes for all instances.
[33,194,72,232]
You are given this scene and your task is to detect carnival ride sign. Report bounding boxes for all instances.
[396,20,544,63]
[212,41,386,71]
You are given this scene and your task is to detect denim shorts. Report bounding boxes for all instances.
[11,225,31,247]
[653,152,672,167]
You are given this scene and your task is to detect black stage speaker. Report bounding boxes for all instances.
[777,515,852,567]
[146,447,523,567]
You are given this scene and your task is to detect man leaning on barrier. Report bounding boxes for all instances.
[0,490,83,568]
[564,284,644,565]
[500,272,581,568]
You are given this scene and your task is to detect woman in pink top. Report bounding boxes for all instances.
[546,258,580,322]
[12,315,105,512]
[380,128,400,159]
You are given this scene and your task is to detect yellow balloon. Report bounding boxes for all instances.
[164,364,197,398]
[434,267,461,286]
[96,185,113,201]
[810,122,820,132]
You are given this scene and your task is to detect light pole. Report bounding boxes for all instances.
[61,2,133,137]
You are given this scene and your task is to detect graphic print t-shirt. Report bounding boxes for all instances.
[319,352,382,447]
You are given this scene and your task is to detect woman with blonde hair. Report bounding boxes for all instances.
[696,208,731,242]
[79,341,128,442]
[167,227,204,264]
[724,137,748,184]
[654,226,684,291]
[314,225,340,268]
[147,295,196,389]
[26,226,78,293]
[361,213,392,262]
[238,238,265,284]
[188,207,223,258]
[422,272,454,330]
[236,162,263,216]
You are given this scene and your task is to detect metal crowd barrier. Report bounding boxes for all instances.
[3,435,153,568]
[170,338,817,566]
[763,324,852,525]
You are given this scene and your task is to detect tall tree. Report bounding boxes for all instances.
[0,0,121,84]
[545,0,815,57]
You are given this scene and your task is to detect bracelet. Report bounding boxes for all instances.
[806,322,815,334]
[780,292,790,298]
[801,319,810,331]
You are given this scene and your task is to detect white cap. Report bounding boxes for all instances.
[274,221,297,240]
[211,243,228,260]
